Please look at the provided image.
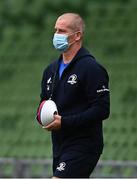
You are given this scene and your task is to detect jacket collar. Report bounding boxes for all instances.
[57,47,94,67]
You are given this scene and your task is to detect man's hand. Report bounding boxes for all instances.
[42,114,61,131]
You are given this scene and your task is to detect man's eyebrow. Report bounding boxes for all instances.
[54,27,67,32]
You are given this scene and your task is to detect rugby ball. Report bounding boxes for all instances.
[37,100,58,126]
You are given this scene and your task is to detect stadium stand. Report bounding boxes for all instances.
[0,0,137,177]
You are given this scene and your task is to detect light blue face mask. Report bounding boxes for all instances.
[53,33,69,52]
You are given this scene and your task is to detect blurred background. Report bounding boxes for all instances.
[0,0,137,178]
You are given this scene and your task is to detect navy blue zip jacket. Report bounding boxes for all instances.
[38,47,110,157]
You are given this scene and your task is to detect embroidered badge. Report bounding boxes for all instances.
[67,74,77,85]
[57,162,66,171]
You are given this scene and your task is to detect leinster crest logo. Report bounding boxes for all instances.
[57,162,66,171]
[67,74,77,85]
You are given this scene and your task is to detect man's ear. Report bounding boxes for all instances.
[75,31,82,41]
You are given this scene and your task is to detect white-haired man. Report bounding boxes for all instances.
[37,13,110,178]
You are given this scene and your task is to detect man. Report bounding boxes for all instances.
[37,13,110,178]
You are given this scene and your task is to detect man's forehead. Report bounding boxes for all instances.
[55,15,74,28]
[56,18,67,26]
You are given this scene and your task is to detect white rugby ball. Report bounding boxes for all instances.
[38,100,57,126]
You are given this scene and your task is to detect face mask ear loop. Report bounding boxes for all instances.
[68,31,81,37]
[67,31,81,47]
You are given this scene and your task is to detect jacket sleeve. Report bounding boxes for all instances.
[36,68,48,122]
[40,69,48,102]
[61,63,110,129]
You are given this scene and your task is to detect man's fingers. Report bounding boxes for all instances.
[42,122,54,130]
[42,115,61,131]
[53,114,60,119]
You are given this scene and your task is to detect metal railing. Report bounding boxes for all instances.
[0,158,137,178]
